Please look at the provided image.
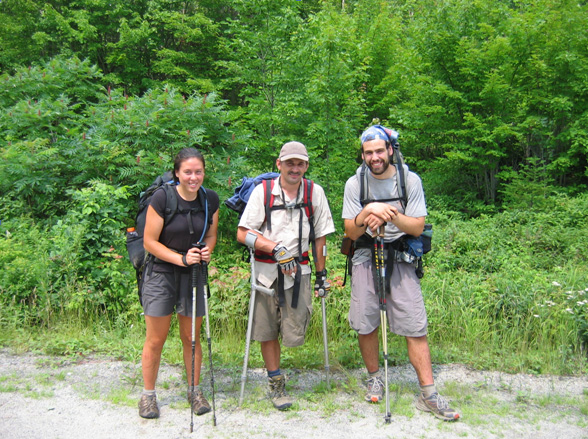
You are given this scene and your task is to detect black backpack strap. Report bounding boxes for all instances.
[394,156,407,210]
[359,161,407,209]
[303,178,315,241]
[162,184,178,225]
[359,162,368,207]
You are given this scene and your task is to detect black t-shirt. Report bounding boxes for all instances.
[150,185,219,271]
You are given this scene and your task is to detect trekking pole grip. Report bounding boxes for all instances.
[191,261,198,285]
[191,242,205,283]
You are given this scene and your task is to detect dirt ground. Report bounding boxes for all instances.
[0,349,587,439]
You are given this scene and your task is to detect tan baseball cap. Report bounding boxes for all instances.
[279,141,309,162]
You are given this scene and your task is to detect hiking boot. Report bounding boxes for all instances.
[365,375,384,403]
[416,392,460,421]
[188,388,211,416]
[268,374,293,410]
[138,393,159,419]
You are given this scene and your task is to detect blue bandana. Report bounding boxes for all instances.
[360,125,398,145]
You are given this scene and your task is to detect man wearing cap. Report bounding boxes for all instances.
[342,125,460,421]
[237,141,335,410]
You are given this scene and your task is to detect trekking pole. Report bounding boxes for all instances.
[375,226,392,424]
[316,256,330,388]
[190,252,198,433]
[200,255,217,427]
[317,288,330,388]
[239,232,275,406]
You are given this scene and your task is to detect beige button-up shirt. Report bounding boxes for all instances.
[238,177,335,289]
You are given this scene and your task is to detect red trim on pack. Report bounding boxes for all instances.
[303,179,314,219]
[254,251,310,264]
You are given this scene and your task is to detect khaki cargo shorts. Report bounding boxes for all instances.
[251,274,312,347]
[349,260,428,337]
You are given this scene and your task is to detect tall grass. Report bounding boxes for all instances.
[1,193,587,376]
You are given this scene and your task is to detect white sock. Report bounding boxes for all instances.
[420,384,437,398]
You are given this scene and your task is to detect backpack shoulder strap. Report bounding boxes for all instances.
[263,179,275,232]
[303,177,316,244]
[302,178,314,217]
[395,162,407,210]
[162,184,178,225]
[359,161,408,209]
[359,163,368,206]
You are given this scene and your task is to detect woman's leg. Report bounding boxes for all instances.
[178,314,204,386]
[142,314,173,390]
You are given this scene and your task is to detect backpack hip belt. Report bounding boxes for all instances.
[253,250,310,265]
[253,251,310,309]
[355,234,416,294]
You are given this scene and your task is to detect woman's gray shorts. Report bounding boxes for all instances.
[141,267,205,318]
[349,260,427,337]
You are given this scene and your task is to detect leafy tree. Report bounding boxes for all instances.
[0,57,238,226]
[377,0,588,207]
[295,4,369,198]
[0,1,223,95]
[0,0,45,71]
[105,0,221,94]
[218,0,308,168]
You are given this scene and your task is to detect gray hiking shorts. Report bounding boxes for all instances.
[141,266,205,318]
[349,260,427,337]
[251,274,312,347]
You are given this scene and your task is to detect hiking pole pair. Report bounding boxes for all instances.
[374,226,392,424]
[239,232,275,406]
[190,243,216,431]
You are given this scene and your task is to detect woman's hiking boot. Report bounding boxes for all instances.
[138,393,159,419]
[415,392,460,421]
[188,388,211,416]
[268,374,293,410]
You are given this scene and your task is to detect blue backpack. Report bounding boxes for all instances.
[224,172,280,216]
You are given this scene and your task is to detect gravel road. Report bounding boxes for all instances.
[0,349,587,439]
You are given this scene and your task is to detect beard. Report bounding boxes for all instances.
[367,156,391,175]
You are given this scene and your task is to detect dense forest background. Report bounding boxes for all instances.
[1,0,587,374]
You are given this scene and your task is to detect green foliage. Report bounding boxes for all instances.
[499,157,559,211]
[381,0,588,204]
[423,192,588,373]
[0,182,139,323]
[1,0,588,377]
[0,0,223,95]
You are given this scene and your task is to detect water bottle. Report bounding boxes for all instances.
[126,227,143,269]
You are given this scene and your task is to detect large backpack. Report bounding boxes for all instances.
[256,177,315,264]
[225,173,316,260]
[225,173,316,309]
[341,128,432,282]
[359,126,408,210]
[224,172,280,217]
[126,171,211,298]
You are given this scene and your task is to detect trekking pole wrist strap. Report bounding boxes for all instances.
[315,269,327,278]
[182,253,189,267]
